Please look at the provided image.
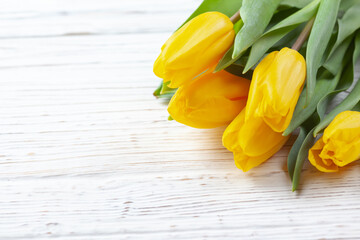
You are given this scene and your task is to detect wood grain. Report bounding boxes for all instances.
[0,0,359,239]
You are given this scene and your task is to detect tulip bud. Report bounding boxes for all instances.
[245,47,306,132]
[154,12,235,88]
[168,70,250,129]
[222,47,304,171]
[308,111,360,172]
[223,109,290,172]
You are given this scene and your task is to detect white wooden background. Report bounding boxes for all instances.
[0,0,359,239]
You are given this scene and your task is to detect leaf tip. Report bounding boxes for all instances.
[242,66,250,74]
[213,66,221,73]
[282,129,291,136]
[313,129,318,137]
[231,50,239,59]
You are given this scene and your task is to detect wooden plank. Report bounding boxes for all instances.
[0,0,359,239]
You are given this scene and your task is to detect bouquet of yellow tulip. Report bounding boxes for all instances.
[153,0,360,191]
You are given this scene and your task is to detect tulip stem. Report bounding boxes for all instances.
[291,18,315,51]
[230,11,240,23]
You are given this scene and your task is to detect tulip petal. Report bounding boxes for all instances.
[234,134,289,172]
[169,71,250,128]
[308,137,338,172]
[153,54,165,79]
[222,109,246,152]
[323,111,360,142]
[154,12,235,88]
[245,48,306,132]
[245,51,278,122]
[223,108,290,172]
[239,116,288,157]
[308,111,360,172]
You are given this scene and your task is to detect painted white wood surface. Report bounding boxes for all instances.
[0,1,359,239]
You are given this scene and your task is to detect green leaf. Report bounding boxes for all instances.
[270,24,303,49]
[179,0,243,28]
[287,127,307,181]
[340,0,360,11]
[281,0,315,8]
[313,32,360,136]
[314,77,360,136]
[353,101,360,111]
[283,70,341,136]
[244,0,320,73]
[286,31,356,137]
[160,82,176,95]
[321,30,338,65]
[153,81,177,101]
[153,81,163,97]
[215,4,300,72]
[291,128,316,191]
[266,7,299,29]
[232,0,281,59]
[328,3,360,58]
[224,63,253,80]
[300,39,354,133]
[289,111,320,191]
[215,46,246,72]
[305,0,341,104]
[333,43,358,91]
[323,36,352,75]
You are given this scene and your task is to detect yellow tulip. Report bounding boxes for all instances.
[153,12,235,88]
[223,109,290,172]
[245,47,306,132]
[168,70,250,129]
[308,111,360,172]
[222,47,304,171]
